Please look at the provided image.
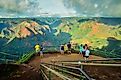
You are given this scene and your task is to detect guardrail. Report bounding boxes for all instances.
[0,52,19,58]
[0,52,19,63]
[0,58,15,63]
[51,58,121,73]
[40,62,92,80]
[40,63,72,80]
[40,58,121,80]
[51,58,121,63]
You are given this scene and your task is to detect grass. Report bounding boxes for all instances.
[91,49,121,58]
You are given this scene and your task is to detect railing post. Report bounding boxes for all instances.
[79,63,84,80]
[81,64,83,70]
[62,63,64,73]
[4,55,8,64]
[49,64,52,80]
[53,61,55,70]
[48,71,51,80]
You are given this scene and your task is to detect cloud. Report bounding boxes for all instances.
[0,0,121,17]
[63,0,121,17]
[0,0,29,13]
[0,0,42,16]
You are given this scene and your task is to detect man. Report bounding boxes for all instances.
[40,45,43,57]
[35,44,43,57]
[35,44,40,55]
[60,44,64,54]
[67,42,71,54]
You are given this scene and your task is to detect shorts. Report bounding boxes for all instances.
[85,56,89,58]
[60,50,64,53]
[40,51,43,55]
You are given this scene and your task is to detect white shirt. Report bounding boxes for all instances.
[85,50,90,56]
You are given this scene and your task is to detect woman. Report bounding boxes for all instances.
[84,48,90,61]
[79,44,83,54]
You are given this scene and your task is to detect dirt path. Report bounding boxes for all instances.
[27,53,104,70]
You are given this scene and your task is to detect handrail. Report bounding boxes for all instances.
[51,58,121,63]
[61,62,121,67]
[0,58,15,62]
[40,64,71,80]
[40,69,49,80]
[41,62,92,80]
[0,52,19,58]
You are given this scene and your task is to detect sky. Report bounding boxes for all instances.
[0,0,121,17]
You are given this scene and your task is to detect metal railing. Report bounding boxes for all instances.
[51,58,121,63]
[0,52,19,63]
[40,58,121,80]
[40,63,72,80]
[40,62,92,80]
[51,58,121,69]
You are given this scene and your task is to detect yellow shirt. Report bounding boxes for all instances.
[35,44,40,52]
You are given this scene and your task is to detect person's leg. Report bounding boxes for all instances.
[86,56,89,60]
[84,57,87,62]
[85,56,89,62]
[62,50,64,54]
[60,50,63,54]
[60,50,62,54]
[40,51,43,58]
[69,48,71,54]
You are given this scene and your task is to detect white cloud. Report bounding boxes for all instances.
[0,0,121,17]
[94,4,98,8]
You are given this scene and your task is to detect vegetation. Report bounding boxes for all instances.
[17,51,35,64]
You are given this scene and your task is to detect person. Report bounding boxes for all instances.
[67,42,71,54]
[40,45,44,57]
[34,44,43,57]
[84,48,90,61]
[84,44,88,50]
[60,44,64,54]
[79,44,83,54]
[82,46,86,57]
[82,44,88,58]
[35,44,40,55]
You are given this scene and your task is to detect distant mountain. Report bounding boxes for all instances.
[57,19,121,45]
[0,20,50,44]
[0,17,121,58]
[56,19,121,56]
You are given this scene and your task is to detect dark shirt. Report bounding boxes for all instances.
[40,47,43,51]
[61,46,64,50]
[67,43,71,49]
